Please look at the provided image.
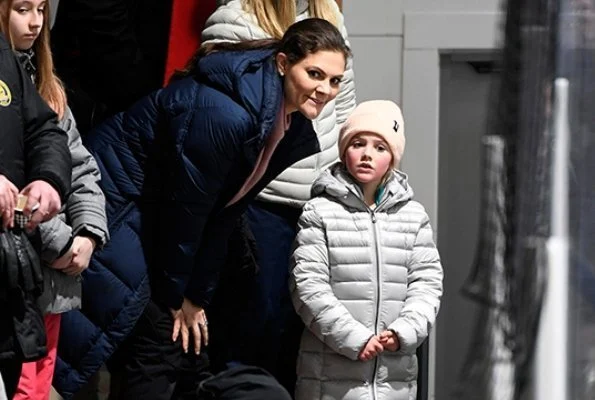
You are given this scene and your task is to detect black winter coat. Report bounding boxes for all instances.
[0,33,71,197]
[0,32,72,362]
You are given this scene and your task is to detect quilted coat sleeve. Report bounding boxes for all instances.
[388,212,443,355]
[290,203,374,361]
[63,107,109,246]
[38,107,109,261]
[332,3,356,126]
[20,57,71,199]
[38,214,72,263]
[155,102,253,310]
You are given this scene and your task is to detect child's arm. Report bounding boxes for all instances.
[388,212,443,355]
[38,107,108,269]
[38,213,73,264]
[63,107,109,247]
[290,204,375,361]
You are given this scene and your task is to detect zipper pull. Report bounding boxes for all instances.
[371,213,377,223]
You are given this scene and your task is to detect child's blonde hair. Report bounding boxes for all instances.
[242,0,339,40]
[0,0,67,119]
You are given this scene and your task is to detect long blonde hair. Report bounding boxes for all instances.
[242,0,339,40]
[0,0,67,119]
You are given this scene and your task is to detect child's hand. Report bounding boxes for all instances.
[378,330,400,351]
[358,336,384,361]
[52,244,75,270]
[62,236,96,276]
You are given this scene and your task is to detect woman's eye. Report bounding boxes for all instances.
[330,78,341,86]
[308,70,321,79]
[377,146,387,152]
[17,8,28,13]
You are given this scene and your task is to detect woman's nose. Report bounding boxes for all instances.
[316,81,331,95]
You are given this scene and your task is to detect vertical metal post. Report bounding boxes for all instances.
[534,77,570,400]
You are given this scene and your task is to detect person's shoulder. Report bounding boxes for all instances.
[395,199,431,223]
[303,195,339,215]
[0,34,15,65]
[0,33,10,51]
[212,0,245,15]
[204,0,256,29]
[202,0,267,42]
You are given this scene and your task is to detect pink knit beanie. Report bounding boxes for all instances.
[338,100,406,168]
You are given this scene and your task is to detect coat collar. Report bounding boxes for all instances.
[194,48,283,167]
[312,163,414,211]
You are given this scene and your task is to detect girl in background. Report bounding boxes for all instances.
[0,0,109,398]
[202,0,356,387]
[290,101,443,400]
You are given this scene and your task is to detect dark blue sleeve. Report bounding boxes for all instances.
[184,210,240,307]
[153,102,253,310]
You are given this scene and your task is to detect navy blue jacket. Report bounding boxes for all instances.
[54,48,320,398]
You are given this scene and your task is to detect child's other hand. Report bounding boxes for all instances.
[358,336,384,361]
[378,330,400,351]
[62,236,96,276]
[51,244,75,270]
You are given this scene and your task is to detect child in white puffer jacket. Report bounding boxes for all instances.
[290,101,444,400]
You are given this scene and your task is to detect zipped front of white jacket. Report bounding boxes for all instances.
[345,189,392,400]
[370,209,381,400]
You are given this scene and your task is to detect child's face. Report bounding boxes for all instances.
[8,0,45,51]
[344,132,393,187]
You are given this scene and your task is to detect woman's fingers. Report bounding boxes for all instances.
[171,314,181,342]
[180,321,189,353]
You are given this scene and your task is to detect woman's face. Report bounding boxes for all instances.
[277,50,345,119]
[6,0,45,51]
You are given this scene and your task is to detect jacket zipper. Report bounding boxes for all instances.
[345,188,391,399]
[370,209,381,400]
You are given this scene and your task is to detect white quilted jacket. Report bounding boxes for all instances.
[290,164,443,400]
[202,0,356,207]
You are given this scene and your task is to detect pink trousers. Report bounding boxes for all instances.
[14,314,61,400]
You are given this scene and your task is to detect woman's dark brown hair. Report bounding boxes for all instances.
[172,18,351,81]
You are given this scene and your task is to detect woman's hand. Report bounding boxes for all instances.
[169,298,209,355]
[170,307,189,352]
[378,330,400,352]
[181,298,209,355]
[358,335,384,361]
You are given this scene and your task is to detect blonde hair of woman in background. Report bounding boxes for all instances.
[243,0,339,39]
[201,0,356,394]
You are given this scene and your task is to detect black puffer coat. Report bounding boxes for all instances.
[0,32,71,362]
